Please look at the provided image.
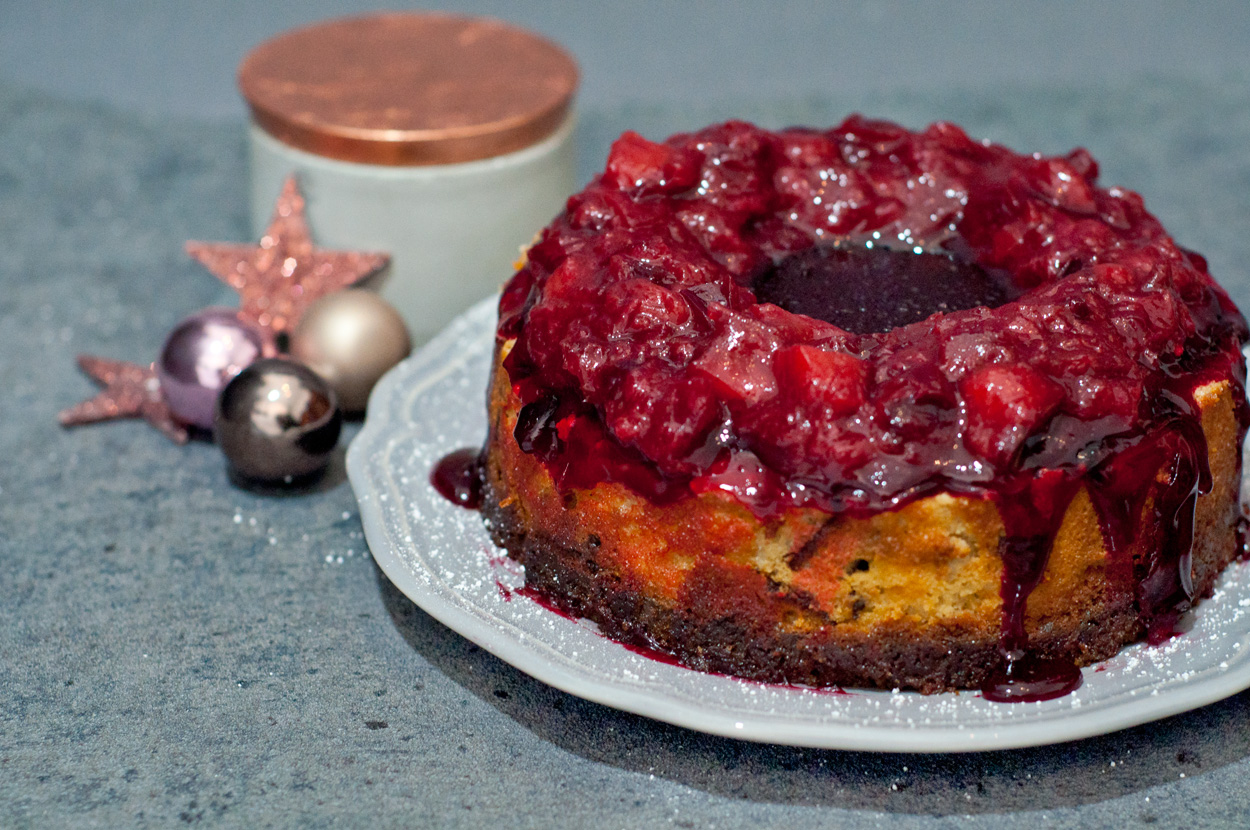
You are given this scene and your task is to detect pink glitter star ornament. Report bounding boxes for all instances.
[185,176,390,335]
[58,356,189,444]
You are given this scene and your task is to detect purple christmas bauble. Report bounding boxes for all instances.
[157,307,268,430]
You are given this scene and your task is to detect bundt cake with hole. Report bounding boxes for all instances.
[466,117,1247,697]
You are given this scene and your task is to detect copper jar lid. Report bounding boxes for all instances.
[238,13,579,166]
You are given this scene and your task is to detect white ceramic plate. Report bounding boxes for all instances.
[347,296,1250,753]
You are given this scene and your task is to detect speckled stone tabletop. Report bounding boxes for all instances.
[4,75,1250,828]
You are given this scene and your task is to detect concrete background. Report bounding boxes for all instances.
[3,2,1250,828]
[3,1,1248,120]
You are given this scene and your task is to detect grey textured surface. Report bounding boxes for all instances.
[4,74,1250,828]
[3,1,1249,121]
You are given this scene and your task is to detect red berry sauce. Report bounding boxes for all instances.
[431,448,485,510]
[487,118,1248,699]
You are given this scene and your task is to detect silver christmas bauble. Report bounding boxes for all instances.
[289,290,411,414]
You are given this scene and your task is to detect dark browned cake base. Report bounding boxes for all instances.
[488,493,1139,692]
[485,485,1239,693]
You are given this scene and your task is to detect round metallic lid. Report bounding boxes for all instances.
[238,13,579,166]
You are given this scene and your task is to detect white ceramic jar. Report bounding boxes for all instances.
[239,13,579,345]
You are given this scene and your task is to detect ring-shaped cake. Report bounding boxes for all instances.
[459,118,1248,697]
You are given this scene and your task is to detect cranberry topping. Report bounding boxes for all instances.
[431,448,485,509]
[981,653,1084,703]
[1086,411,1212,642]
[486,117,1249,696]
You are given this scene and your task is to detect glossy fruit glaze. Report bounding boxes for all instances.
[485,117,1248,695]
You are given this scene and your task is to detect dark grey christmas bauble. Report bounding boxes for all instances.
[214,358,342,483]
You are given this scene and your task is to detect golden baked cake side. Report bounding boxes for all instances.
[482,339,1241,693]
